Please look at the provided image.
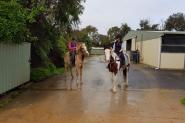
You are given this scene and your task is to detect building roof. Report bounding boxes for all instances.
[123,31,185,41]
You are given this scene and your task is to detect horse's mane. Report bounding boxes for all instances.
[104,42,114,50]
[76,42,86,59]
[77,42,84,45]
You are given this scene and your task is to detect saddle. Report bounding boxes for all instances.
[107,53,130,70]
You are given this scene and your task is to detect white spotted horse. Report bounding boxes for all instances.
[104,47,130,93]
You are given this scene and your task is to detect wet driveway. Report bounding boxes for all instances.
[0,55,185,123]
[128,62,185,90]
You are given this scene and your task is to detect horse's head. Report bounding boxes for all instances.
[77,42,89,56]
[104,48,118,62]
[104,48,112,62]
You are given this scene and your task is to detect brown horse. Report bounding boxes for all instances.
[64,42,89,89]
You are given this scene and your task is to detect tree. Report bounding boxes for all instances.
[99,34,110,46]
[138,19,159,31]
[107,26,120,41]
[0,0,30,43]
[72,29,92,51]
[120,23,131,38]
[165,13,185,31]
[82,25,98,34]
[81,25,99,43]
[18,0,86,67]
[55,0,85,33]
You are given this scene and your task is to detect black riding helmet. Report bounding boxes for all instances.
[115,34,122,40]
[72,37,76,41]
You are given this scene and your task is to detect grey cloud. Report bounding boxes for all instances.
[80,0,185,34]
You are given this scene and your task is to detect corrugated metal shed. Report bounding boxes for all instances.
[0,43,30,94]
[123,31,185,41]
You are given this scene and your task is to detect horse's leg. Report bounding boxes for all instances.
[70,68,73,90]
[126,67,129,87]
[76,67,80,89]
[111,73,114,90]
[80,66,83,86]
[123,68,128,88]
[112,73,117,93]
[64,64,68,88]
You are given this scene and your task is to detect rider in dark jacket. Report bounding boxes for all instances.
[112,34,125,66]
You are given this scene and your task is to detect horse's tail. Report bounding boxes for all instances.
[124,53,131,72]
[127,63,130,72]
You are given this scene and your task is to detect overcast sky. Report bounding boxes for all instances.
[79,0,185,35]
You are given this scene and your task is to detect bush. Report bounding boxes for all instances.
[30,65,64,82]
[30,67,52,82]
[55,68,65,75]
[48,36,67,67]
[181,97,185,105]
[0,0,29,43]
[57,36,67,57]
[48,63,57,73]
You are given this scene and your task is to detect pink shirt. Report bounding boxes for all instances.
[68,41,77,52]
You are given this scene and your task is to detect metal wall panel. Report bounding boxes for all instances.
[0,43,30,94]
[160,53,185,69]
[142,38,161,68]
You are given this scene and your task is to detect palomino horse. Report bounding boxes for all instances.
[104,48,130,93]
[64,42,89,89]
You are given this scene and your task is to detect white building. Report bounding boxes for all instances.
[123,31,185,70]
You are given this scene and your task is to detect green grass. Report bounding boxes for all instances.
[181,97,185,105]
[30,67,64,82]
[54,68,65,74]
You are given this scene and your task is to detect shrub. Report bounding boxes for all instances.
[181,97,185,105]
[0,0,29,43]
[30,67,52,82]
[57,36,67,56]
[55,68,65,74]
[30,65,64,82]
[49,36,67,67]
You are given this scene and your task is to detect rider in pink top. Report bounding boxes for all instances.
[67,38,77,66]
[68,38,77,52]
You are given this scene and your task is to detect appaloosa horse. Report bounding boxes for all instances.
[64,42,89,89]
[104,48,130,93]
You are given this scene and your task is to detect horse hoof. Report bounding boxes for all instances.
[125,84,128,88]
[112,90,117,93]
[111,88,117,93]
[67,88,72,90]
[118,84,121,88]
[76,84,79,87]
